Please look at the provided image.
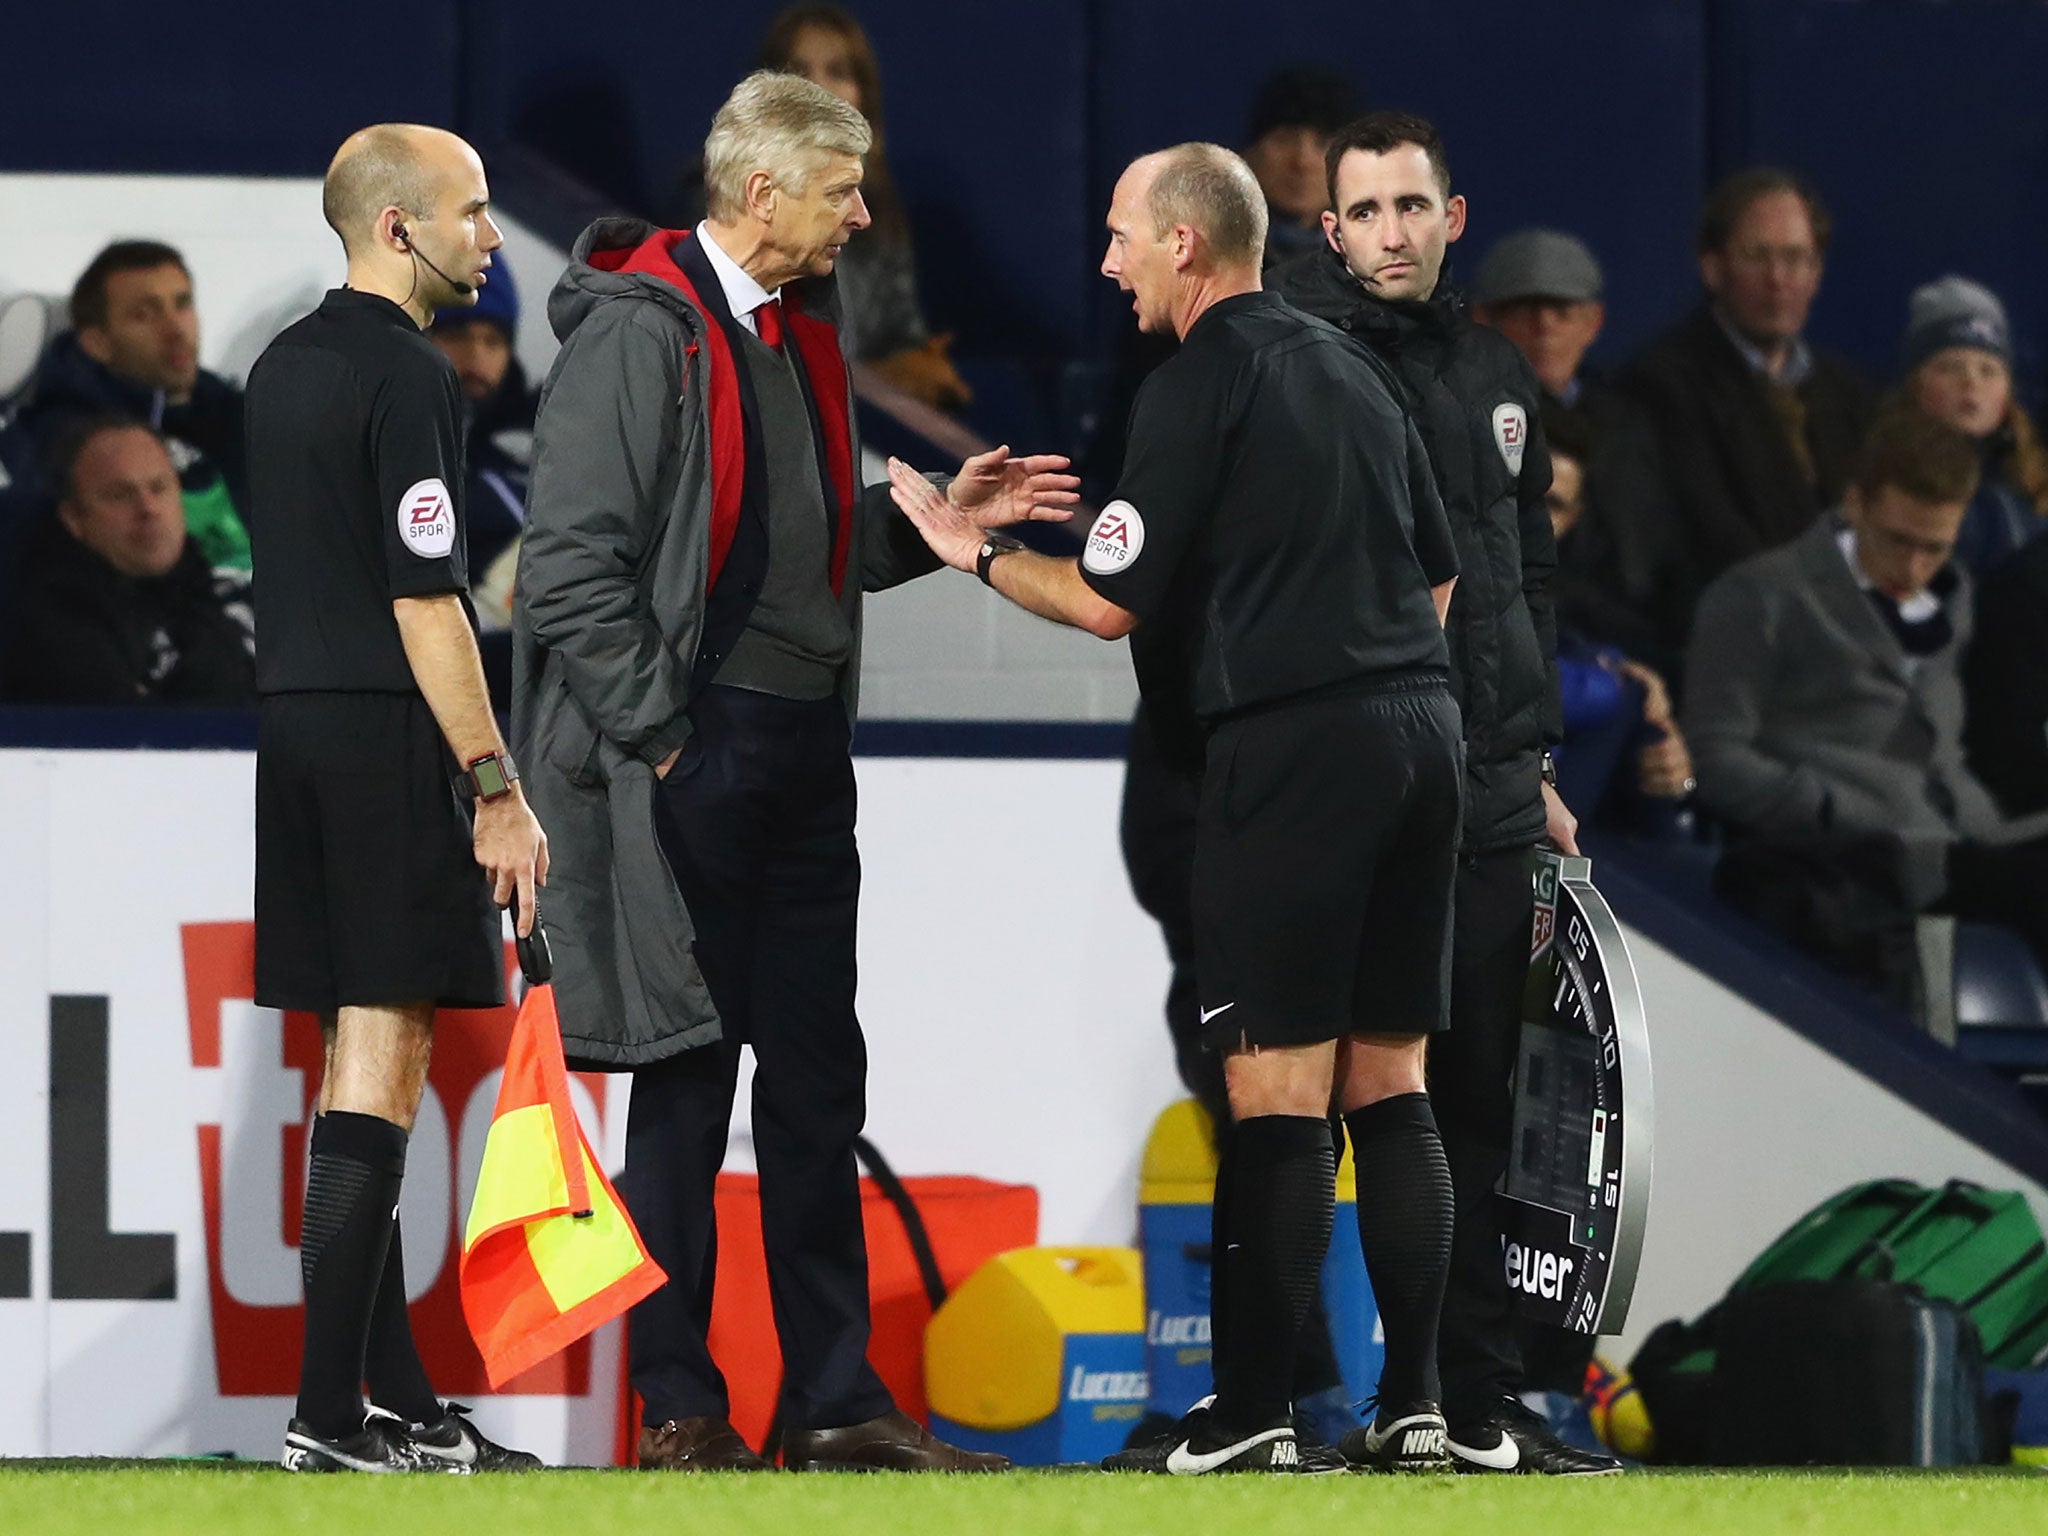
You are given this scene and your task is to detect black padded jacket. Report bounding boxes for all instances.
[1273,248,1562,853]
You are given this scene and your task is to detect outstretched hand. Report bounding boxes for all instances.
[887,457,988,574]
[946,444,1080,527]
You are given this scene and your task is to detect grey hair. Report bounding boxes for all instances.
[1147,142,1268,270]
[323,124,444,254]
[704,69,873,221]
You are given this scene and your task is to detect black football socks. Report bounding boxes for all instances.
[1207,1130,1236,1369]
[1210,1114,1336,1438]
[296,1110,408,1440]
[1211,1115,1350,1412]
[1344,1092,1454,1409]
[364,1209,443,1425]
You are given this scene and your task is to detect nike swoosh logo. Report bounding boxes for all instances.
[418,1438,478,1466]
[1447,1432,1519,1470]
[1198,1002,1236,1024]
[1164,1427,1289,1474]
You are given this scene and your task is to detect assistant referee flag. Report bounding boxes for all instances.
[460,977,664,1388]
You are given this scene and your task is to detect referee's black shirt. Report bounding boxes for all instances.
[245,288,474,695]
[1079,291,1457,726]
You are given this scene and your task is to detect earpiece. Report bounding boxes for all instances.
[392,220,473,297]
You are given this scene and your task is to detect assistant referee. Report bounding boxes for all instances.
[885,144,1463,1475]
[245,124,546,1474]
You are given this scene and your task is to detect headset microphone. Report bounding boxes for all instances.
[393,221,474,297]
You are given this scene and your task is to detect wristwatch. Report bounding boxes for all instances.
[458,750,520,803]
[1540,749,1560,788]
[976,533,1026,587]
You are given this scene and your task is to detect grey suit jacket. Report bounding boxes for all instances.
[1683,517,2041,902]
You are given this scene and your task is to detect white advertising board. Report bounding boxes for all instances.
[3,745,2042,1459]
[0,747,1177,1461]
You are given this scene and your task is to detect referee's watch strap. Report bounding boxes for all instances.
[977,534,1025,587]
[456,750,520,802]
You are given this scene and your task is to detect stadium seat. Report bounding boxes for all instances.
[1955,924,2048,1029]
[0,293,61,411]
[1953,925,2048,1114]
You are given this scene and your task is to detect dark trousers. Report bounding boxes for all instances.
[1429,845,1595,1422]
[624,685,891,1431]
[1119,708,1217,1111]
[1429,848,1530,1423]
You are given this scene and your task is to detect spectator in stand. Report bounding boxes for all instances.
[21,241,252,574]
[1542,404,1694,828]
[1474,229,1679,670]
[662,5,970,411]
[0,418,254,706]
[1629,170,1876,631]
[1684,405,2048,991]
[430,263,534,628]
[1965,533,2048,819]
[1241,66,1361,268]
[1899,275,2048,576]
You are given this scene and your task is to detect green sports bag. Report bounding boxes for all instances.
[1735,1179,2048,1368]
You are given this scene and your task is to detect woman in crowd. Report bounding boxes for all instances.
[1900,275,2048,575]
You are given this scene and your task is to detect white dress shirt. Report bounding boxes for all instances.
[695,221,779,338]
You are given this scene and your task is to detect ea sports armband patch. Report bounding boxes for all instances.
[1492,403,1527,474]
[1082,499,1145,575]
[398,476,456,559]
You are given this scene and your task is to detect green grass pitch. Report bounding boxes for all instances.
[2,1464,2045,1536]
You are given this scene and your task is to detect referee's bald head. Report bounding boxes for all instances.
[323,124,480,257]
[1135,143,1268,274]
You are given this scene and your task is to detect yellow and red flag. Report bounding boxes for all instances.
[460,980,665,1388]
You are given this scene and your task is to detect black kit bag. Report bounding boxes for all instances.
[1707,1278,1987,1466]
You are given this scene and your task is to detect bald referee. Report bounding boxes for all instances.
[245,125,546,1473]
[885,144,1462,1474]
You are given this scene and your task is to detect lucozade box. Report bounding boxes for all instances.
[926,1246,1148,1466]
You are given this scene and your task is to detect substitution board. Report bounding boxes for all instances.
[1500,851,1653,1335]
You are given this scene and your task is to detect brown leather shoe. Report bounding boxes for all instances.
[781,1409,1010,1472]
[637,1416,772,1471]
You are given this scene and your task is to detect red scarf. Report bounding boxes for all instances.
[587,230,856,594]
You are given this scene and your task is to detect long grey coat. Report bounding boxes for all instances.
[1683,515,2048,903]
[510,218,939,1069]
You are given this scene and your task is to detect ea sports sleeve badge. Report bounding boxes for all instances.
[1501,850,1654,1335]
[398,476,457,559]
[1082,500,1145,575]
[460,916,665,1388]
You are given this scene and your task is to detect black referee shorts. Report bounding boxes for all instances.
[1191,676,1463,1051]
[255,692,505,1013]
